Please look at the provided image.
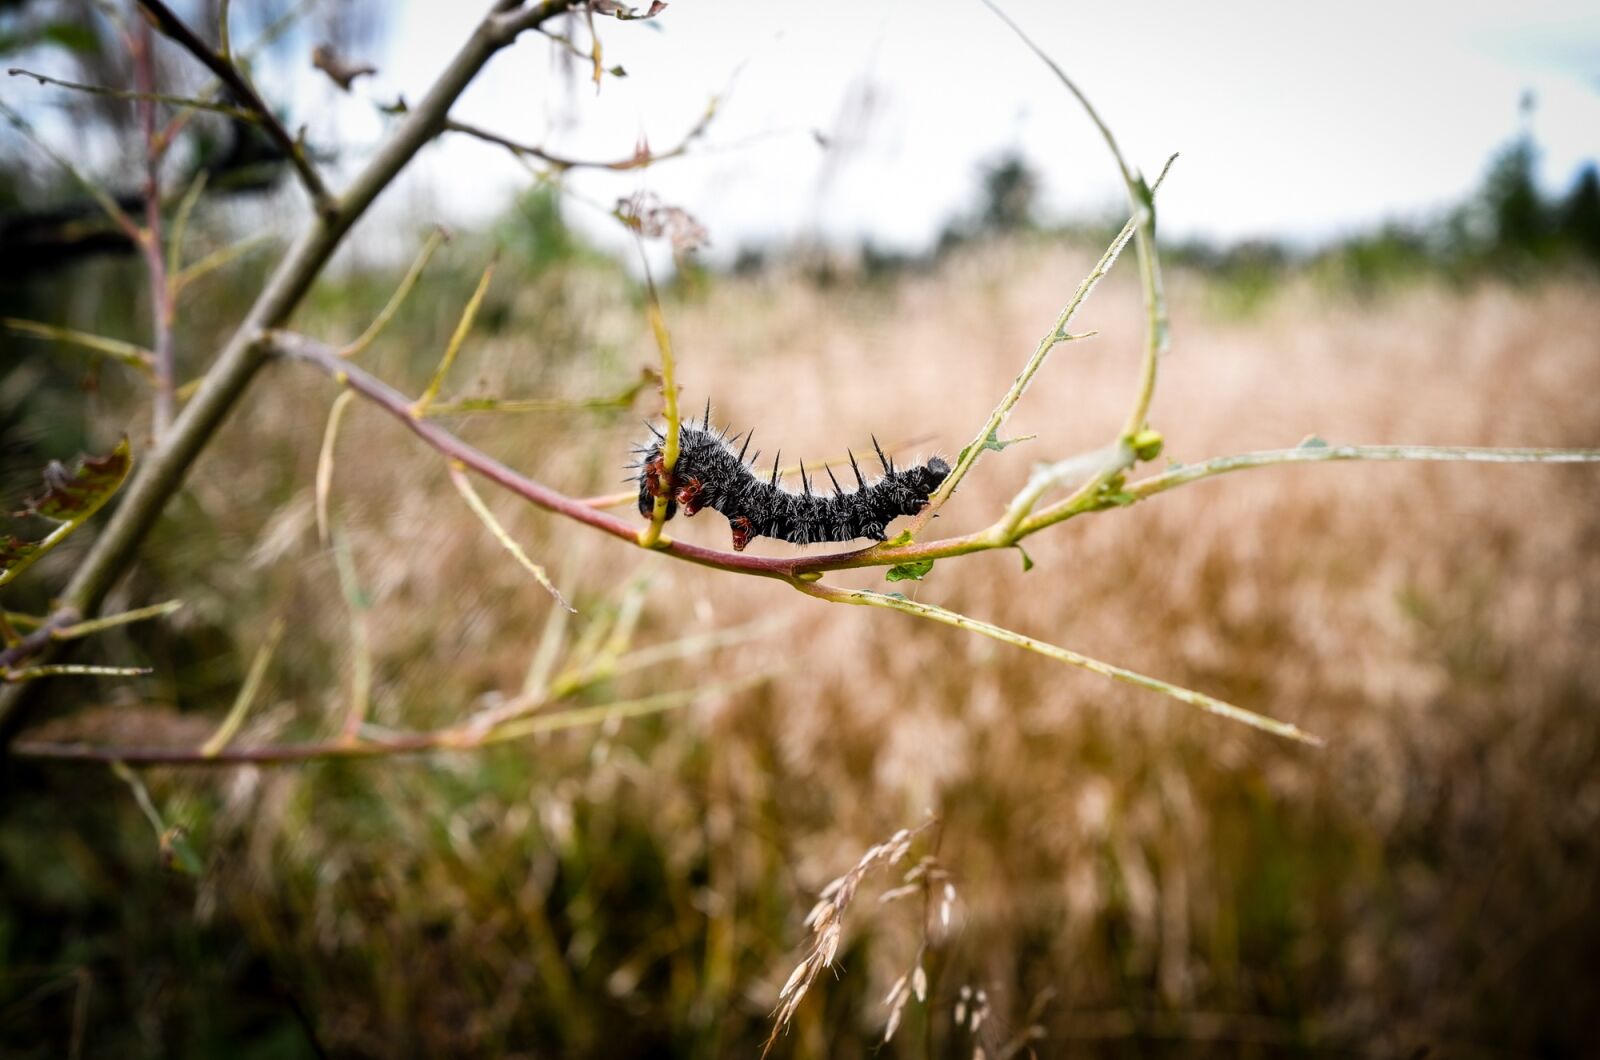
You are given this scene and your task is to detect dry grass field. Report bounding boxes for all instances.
[10,237,1600,1057]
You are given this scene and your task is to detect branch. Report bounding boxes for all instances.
[15,675,762,767]
[155,0,319,147]
[3,319,154,374]
[0,0,584,746]
[5,68,259,121]
[444,94,717,172]
[917,213,1134,523]
[341,227,450,358]
[797,582,1322,745]
[982,0,1172,442]
[170,232,275,292]
[0,99,141,243]
[132,17,176,438]
[199,617,284,756]
[134,0,334,214]
[1021,442,1600,535]
[637,256,681,548]
[450,462,574,612]
[412,255,498,416]
[314,391,355,546]
[421,374,652,415]
[331,531,372,742]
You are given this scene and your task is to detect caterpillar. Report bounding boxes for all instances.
[633,406,950,551]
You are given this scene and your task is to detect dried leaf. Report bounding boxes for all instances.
[615,191,708,252]
[160,825,203,876]
[591,0,667,19]
[311,43,377,91]
[1,437,132,587]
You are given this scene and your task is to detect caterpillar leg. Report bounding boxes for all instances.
[729,516,755,552]
[642,456,672,498]
[638,455,680,519]
[675,477,706,516]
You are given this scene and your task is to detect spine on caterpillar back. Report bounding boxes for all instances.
[634,419,949,551]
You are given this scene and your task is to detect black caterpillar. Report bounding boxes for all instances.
[633,407,949,551]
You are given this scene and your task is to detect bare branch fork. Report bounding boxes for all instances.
[134,0,335,216]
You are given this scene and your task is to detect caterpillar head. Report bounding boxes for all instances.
[891,456,950,515]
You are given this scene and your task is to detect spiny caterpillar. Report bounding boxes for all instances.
[633,405,950,551]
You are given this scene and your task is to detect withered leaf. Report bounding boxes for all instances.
[1,437,132,587]
[311,43,378,92]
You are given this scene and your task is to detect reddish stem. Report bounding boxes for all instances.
[132,20,176,438]
[13,731,449,766]
[268,330,969,580]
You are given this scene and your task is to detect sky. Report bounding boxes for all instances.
[295,0,1600,265]
[227,1,1600,264]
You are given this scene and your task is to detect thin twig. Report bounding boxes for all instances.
[14,674,764,766]
[6,664,152,682]
[636,253,680,548]
[171,232,274,291]
[1022,442,1600,535]
[135,0,334,214]
[166,168,209,279]
[412,255,497,416]
[331,531,371,742]
[132,18,177,438]
[994,441,1130,542]
[51,601,182,640]
[0,99,141,243]
[156,0,318,147]
[200,617,285,756]
[5,68,259,121]
[422,371,654,416]
[444,93,717,172]
[798,582,1322,745]
[3,319,154,373]
[450,462,575,612]
[315,391,355,547]
[341,227,450,358]
[917,214,1135,526]
[982,0,1171,442]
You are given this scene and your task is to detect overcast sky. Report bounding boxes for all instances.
[286,0,1600,264]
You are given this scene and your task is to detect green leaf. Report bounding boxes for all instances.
[885,560,934,583]
[1016,545,1034,572]
[160,825,204,876]
[40,22,101,54]
[1133,171,1157,230]
[0,437,133,587]
[883,529,915,547]
[958,429,1036,465]
[0,22,99,57]
[1298,434,1329,449]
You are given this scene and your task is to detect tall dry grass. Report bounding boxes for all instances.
[24,240,1600,1057]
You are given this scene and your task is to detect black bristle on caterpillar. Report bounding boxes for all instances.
[634,409,949,551]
